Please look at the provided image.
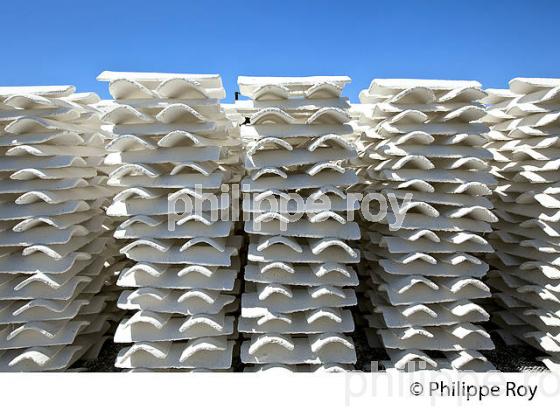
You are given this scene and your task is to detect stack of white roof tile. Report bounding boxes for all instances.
[97,71,242,371]
[0,86,116,371]
[236,76,360,372]
[347,102,382,347]
[483,78,560,372]
[358,79,496,371]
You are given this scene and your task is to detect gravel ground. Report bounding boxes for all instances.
[481,337,547,372]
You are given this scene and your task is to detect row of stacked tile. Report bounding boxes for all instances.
[354,79,497,371]
[1,74,558,372]
[96,72,243,371]
[483,78,560,372]
[235,77,360,371]
[0,86,119,371]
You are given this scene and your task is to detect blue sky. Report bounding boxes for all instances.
[3,0,558,101]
